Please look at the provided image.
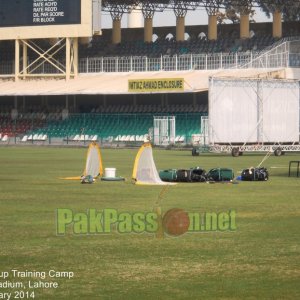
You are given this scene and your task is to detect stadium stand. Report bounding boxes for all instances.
[0,101,208,142]
[76,21,300,59]
[80,34,278,58]
[0,20,299,144]
[26,112,207,143]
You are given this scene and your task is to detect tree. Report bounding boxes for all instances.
[256,0,300,21]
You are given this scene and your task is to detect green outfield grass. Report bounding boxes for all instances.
[0,146,300,300]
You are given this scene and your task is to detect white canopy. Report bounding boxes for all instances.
[0,69,283,96]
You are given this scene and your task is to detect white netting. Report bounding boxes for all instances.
[262,82,299,142]
[134,145,170,185]
[84,145,101,178]
[209,78,300,144]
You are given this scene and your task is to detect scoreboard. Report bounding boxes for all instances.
[0,0,81,27]
[0,0,95,40]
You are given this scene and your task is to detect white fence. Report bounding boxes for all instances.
[0,40,300,76]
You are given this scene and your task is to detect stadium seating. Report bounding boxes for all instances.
[0,103,50,137]
[0,32,284,66]
[78,34,280,59]
[20,111,207,142]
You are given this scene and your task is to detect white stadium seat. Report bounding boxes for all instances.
[21,135,28,142]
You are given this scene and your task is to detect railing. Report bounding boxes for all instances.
[77,52,261,73]
[1,40,300,76]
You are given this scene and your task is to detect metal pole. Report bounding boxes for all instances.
[146,56,148,72]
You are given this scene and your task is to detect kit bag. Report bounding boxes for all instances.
[190,167,207,182]
[176,169,193,182]
[159,167,207,183]
[159,169,178,182]
[241,167,269,181]
[207,168,234,182]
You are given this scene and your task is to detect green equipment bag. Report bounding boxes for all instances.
[159,169,178,182]
[207,168,234,182]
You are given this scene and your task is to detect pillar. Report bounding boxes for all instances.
[112,19,121,44]
[208,15,217,41]
[144,17,153,43]
[15,39,20,82]
[176,16,185,42]
[73,38,79,78]
[22,41,27,79]
[65,37,70,81]
[273,10,282,38]
[240,14,250,39]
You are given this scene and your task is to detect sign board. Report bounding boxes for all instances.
[128,78,184,93]
[0,0,81,27]
[0,0,93,40]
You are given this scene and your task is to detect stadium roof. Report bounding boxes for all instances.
[0,71,213,96]
[0,69,285,96]
[102,1,300,12]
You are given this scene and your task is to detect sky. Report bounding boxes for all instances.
[101,7,271,29]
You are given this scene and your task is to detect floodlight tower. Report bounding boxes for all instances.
[204,0,223,40]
